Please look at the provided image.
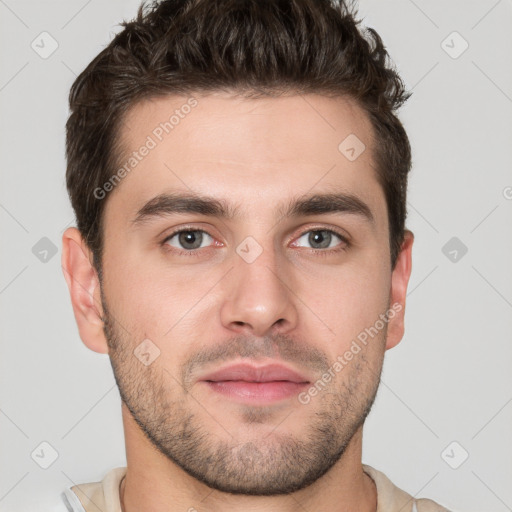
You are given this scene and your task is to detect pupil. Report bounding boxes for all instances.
[310,230,330,248]
[180,231,201,249]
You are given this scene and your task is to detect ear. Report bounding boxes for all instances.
[61,227,108,354]
[385,229,414,351]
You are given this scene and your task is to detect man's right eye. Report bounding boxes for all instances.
[162,229,216,252]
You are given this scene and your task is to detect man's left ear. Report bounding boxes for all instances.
[385,229,414,350]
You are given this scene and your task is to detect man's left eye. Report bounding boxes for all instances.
[294,229,347,250]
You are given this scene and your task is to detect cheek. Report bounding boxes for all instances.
[101,251,170,336]
[104,251,220,352]
[302,255,391,345]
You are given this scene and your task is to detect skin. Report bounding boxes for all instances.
[62,91,414,512]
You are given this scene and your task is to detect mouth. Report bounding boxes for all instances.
[199,362,311,404]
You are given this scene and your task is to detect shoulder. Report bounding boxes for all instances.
[58,467,127,512]
[362,464,453,512]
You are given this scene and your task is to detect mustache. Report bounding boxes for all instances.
[182,333,330,389]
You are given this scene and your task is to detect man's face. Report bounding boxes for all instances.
[92,92,406,494]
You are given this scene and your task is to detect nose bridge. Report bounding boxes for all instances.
[220,232,298,335]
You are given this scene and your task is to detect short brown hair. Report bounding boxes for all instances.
[65,0,412,276]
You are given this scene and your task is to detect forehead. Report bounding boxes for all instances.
[119,91,374,164]
[106,91,384,226]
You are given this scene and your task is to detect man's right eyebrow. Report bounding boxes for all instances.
[131,193,240,225]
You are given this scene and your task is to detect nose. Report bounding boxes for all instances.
[219,243,299,337]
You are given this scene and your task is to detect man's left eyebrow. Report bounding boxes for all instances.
[131,191,374,225]
[279,192,374,225]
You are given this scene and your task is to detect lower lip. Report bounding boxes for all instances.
[203,380,309,403]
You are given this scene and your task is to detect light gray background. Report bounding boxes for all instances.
[1,1,511,511]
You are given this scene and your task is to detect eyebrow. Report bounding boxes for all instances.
[131,191,374,226]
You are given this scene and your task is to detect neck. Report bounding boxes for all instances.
[120,406,377,512]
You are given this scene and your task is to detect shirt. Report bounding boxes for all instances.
[59,464,452,512]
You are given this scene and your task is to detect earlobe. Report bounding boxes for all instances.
[61,227,109,354]
[385,229,414,351]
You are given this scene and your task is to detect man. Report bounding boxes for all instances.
[60,0,452,510]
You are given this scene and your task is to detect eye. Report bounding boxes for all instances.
[161,227,349,256]
[163,229,214,251]
[293,229,348,252]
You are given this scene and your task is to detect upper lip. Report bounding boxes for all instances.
[200,362,310,383]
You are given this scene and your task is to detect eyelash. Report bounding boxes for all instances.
[160,226,350,258]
